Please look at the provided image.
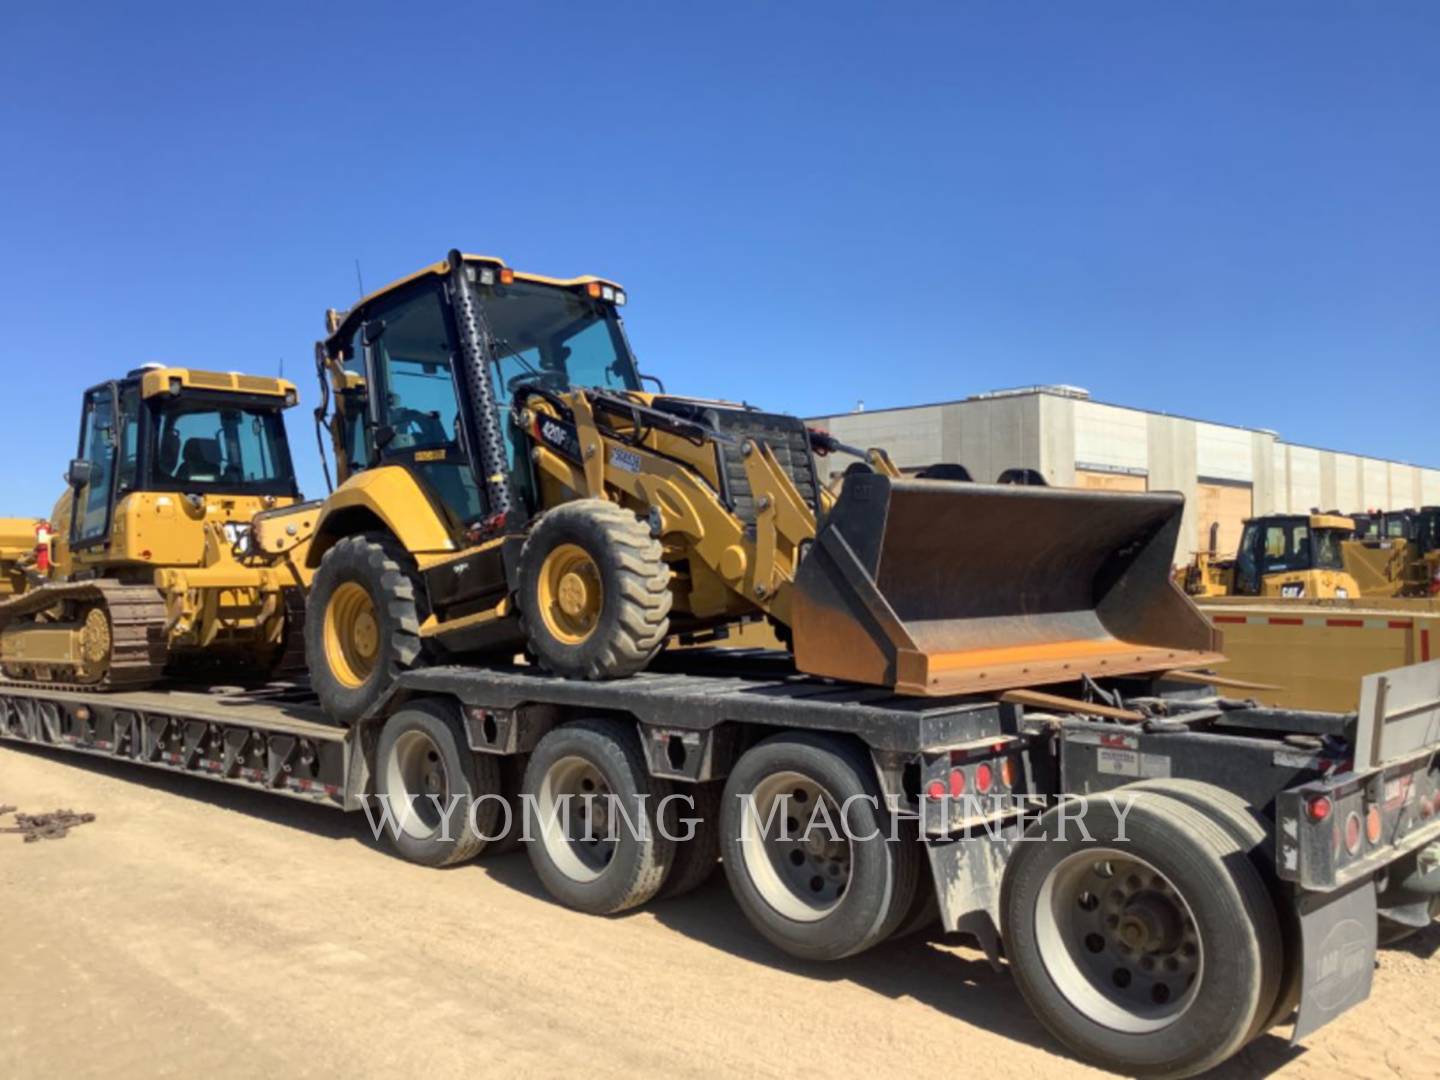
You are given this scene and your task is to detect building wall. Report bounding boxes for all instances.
[809,391,1440,560]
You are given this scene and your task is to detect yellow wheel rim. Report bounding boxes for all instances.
[538,543,603,645]
[324,581,381,688]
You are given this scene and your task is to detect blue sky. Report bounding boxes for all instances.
[2,2,1437,514]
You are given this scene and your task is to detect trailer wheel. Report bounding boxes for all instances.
[523,720,676,914]
[1129,778,1294,1034]
[658,780,722,900]
[1001,791,1282,1079]
[374,700,501,868]
[308,534,424,726]
[517,500,672,681]
[719,733,919,961]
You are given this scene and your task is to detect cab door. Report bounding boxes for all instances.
[70,384,121,547]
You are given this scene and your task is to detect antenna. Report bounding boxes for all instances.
[354,259,365,299]
[278,356,285,378]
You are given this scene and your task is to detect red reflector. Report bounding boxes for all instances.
[1344,812,1362,855]
[948,768,966,798]
[1305,795,1332,823]
[975,762,994,795]
[925,779,945,801]
[1366,806,1382,845]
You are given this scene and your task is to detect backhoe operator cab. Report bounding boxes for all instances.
[1232,513,1355,598]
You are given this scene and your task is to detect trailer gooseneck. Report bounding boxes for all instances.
[3,650,1439,1079]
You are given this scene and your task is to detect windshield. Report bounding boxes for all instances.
[482,280,640,399]
[151,398,297,496]
[1254,521,1343,573]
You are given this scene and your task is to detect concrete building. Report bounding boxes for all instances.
[809,386,1440,562]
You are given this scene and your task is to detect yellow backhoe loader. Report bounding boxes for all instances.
[0,367,316,688]
[302,250,1221,724]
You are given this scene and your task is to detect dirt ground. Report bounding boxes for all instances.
[2,742,1437,1080]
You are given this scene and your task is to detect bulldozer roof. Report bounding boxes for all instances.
[132,366,298,404]
[324,252,625,351]
[1244,512,1354,531]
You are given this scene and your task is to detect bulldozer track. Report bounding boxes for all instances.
[0,580,169,692]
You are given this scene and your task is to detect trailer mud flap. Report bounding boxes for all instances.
[1293,879,1377,1043]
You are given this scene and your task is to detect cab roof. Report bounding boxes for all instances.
[1245,512,1355,531]
[323,252,625,353]
[128,366,298,404]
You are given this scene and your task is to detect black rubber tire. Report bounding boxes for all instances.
[719,732,921,961]
[374,699,501,868]
[517,499,671,680]
[306,533,424,726]
[657,780,722,899]
[1000,790,1283,1079]
[479,753,528,857]
[1129,777,1296,1035]
[523,720,676,914]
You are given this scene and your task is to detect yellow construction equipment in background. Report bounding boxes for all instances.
[1182,512,1363,599]
[301,249,1221,723]
[0,367,316,688]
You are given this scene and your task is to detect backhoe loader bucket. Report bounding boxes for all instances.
[789,473,1223,696]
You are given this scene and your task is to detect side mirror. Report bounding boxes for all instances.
[67,458,93,489]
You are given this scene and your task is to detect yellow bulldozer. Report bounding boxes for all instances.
[0,366,315,688]
[1182,513,1363,599]
[301,250,1222,724]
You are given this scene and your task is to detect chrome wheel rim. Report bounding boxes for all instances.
[386,730,451,839]
[536,755,617,883]
[740,770,852,923]
[1035,849,1203,1033]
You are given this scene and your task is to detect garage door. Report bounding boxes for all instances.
[1074,469,1148,493]
[1194,481,1252,556]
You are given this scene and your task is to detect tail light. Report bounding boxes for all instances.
[1344,812,1363,855]
[1305,795,1333,822]
[1366,805,1383,845]
[974,762,994,795]
[947,768,966,798]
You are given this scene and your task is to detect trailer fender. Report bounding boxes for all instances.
[307,467,455,568]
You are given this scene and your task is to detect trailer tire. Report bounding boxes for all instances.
[524,720,676,914]
[719,732,919,961]
[1000,791,1282,1079]
[517,500,672,681]
[479,753,528,857]
[308,533,424,726]
[658,780,722,899]
[1129,778,1296,1034]
[374,700,501,868]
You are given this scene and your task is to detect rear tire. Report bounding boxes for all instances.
[658,780,722,899]
[517,500,671,681]
[1000,790,1282,1079]
[374,700,500,868]
[523,720,676,914]
[719,733,919,961]
[307,534,424,726]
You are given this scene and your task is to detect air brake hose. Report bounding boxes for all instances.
[445,250,514,521]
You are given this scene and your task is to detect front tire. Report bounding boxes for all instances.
[307,534,424,726]
[517,500,671,681]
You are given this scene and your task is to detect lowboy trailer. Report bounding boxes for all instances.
[3,649,1440,1078]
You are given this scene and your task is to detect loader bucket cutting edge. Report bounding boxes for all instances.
[788,474,1223,696]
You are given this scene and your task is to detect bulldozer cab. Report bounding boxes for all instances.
[320,255,639,541]
[64,367,299,552]
[1232,513,1353,597]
